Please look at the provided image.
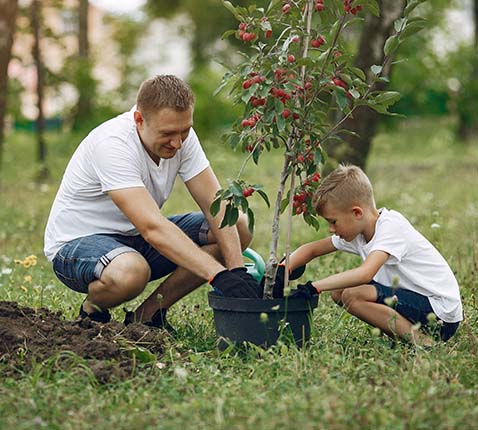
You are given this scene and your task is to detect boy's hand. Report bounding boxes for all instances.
[210,269,262,298]
[263,262,307,298]
[288,281,320,300]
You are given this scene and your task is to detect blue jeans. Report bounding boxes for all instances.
[52,212,210,294]
[372,281,459,341]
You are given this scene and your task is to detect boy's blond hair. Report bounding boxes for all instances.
[313,164,376,214]
[136,75,195,120]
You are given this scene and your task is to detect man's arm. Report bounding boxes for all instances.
[311,250,390,292]
[108,186,224,281]
[185,167,244,269]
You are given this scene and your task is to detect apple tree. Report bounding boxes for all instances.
[211,0,427,298]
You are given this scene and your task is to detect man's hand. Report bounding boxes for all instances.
[287,281,320,300]
[231,267,264,296]
[210,269,262,298]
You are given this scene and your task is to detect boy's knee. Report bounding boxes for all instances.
[331,289,344,306]
[341,285,375,308]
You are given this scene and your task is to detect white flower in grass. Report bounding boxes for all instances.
[174,366,188,380]
[1,268,12,275]
[431,223,441,229]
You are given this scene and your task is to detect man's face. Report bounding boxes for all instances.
[134,107,193,163]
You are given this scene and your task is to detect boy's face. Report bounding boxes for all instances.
[321,201,364,242]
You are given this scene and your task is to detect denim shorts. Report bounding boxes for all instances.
[372,281,459,341]
[52,212,210,294]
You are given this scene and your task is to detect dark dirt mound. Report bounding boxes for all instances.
[0,301,168,383]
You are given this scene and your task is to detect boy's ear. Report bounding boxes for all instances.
[351,206,363,218]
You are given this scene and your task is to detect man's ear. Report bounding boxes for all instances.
[133,110,144,128]
[351,206,364,219]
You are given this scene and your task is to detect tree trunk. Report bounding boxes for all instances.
[0,0,19,169]
[73,0,93,129]
[325,0,406,171]
[31,0,48,179]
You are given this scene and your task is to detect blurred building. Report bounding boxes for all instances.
[8,0,122,122]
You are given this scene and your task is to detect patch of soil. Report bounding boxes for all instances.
[0,301,168,383]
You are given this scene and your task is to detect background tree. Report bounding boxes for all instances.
[457,0,478,140]
[325,0,406,171]
[72,0,96,129]
[31,0,48,178]
[0,0,19,169]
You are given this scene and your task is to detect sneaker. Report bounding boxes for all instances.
[124,308,175,334]
[78,300,111,323]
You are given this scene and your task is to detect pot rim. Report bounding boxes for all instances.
[207,291,319,312]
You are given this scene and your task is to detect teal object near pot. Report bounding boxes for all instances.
[242,248,265,282]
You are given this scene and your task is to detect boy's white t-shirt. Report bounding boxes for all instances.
[331,208,462,323]
[44,107,210,261]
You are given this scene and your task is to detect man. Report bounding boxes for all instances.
[44,75,262,329]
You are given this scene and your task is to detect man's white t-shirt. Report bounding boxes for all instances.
[44,107,210,261]
[331,208,462,323]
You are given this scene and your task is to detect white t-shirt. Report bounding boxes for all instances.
[331,208,462,323]
[44,107,210,260]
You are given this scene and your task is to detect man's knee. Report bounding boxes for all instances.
[236,212,253,250]
[99,253,150,301]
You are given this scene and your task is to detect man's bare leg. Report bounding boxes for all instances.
[82,252,151,314]
[132,243,223,322]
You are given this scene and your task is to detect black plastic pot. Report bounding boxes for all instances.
[208,292,319,350]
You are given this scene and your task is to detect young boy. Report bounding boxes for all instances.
[286,164,462,345]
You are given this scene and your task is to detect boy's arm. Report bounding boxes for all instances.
[311,250,389,292]
[289,237,337,271]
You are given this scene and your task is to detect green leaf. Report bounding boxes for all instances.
[350,67,366,81]
[230,181,244,197]
[374,91,401,106]
[257,189,270,207]
[394,18,406,33]
[334,88,348,112]
[213,79,230,97]
[240,196,249,213]
[221,29,237,40]
[404,0,426,16]
[247,208,255,233]
[223,1,242,20]
[266,0,280,14]
[280,197,289,214]
[210,197,222,217]
[400,20,426,38]
[129,346,156,363]
[384,35,400,56]
[349,88,360,99]
[228,207,239,225]
[370,65,382,76]
[220,204,232,228]
[276,114,286,132]
[303,213,321,231]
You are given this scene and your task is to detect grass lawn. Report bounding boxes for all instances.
[0,117,477,429]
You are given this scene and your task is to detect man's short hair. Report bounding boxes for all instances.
[136,75,195,119]
[313,164,376,214]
